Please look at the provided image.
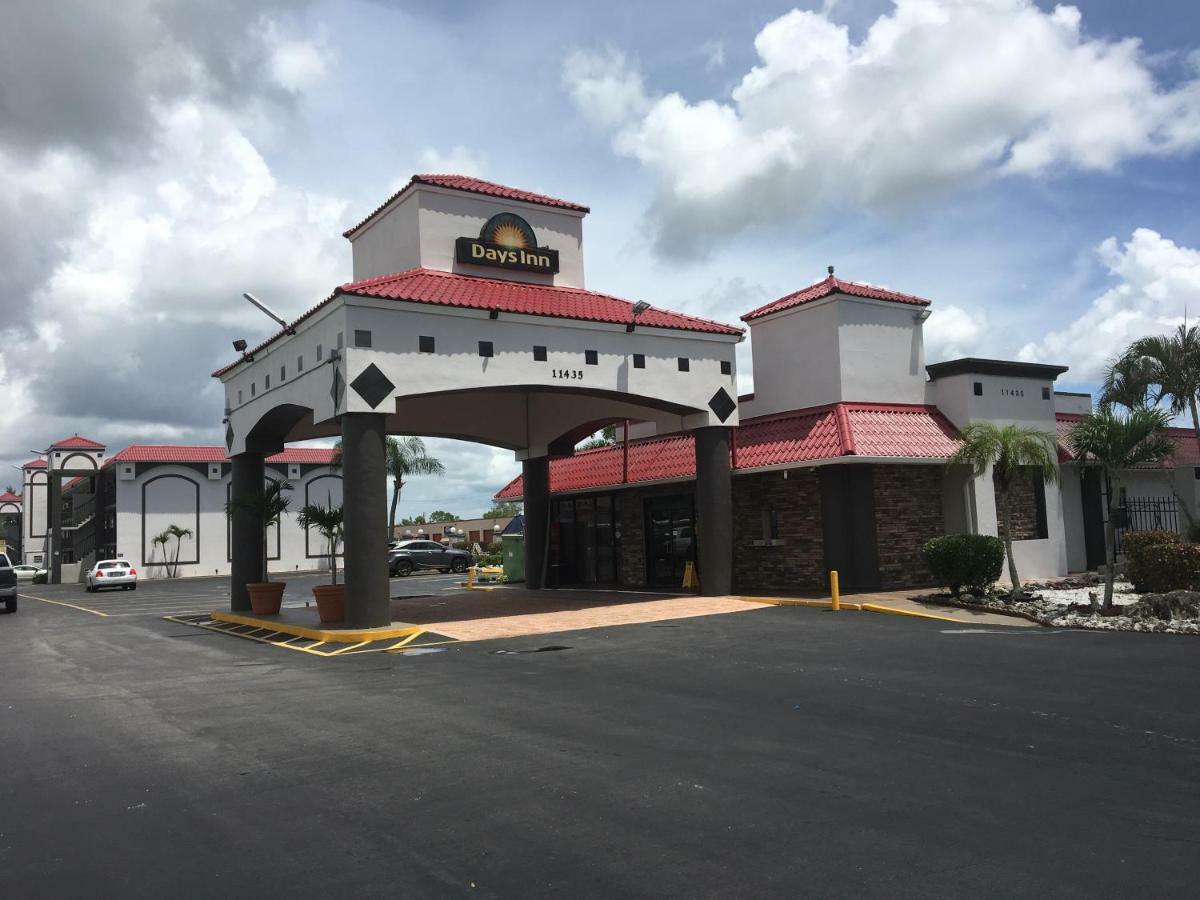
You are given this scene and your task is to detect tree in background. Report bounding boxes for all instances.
[1068,408,1174,612]
[949,423,1058,596]
[151,529,171,575]
[400,514,427,526]
[297,496,343,585]
[166,523,193,578]
[334,436,445,539]
[1104,323,1200,446]
[428,510,458,523]
[577,424,618,451]
[482,502,521,519]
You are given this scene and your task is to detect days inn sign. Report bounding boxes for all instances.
[455,212,560,275]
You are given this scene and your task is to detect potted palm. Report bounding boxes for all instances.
[297,497,344,623]
[225,479,292,615]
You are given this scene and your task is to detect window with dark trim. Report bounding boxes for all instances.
[264,374,270,389]
[419,335,435,353]
[633,354,645,368]
[251,382,256,396]
[585,349,598,365]
[1041,386,1050,400]
[678,357,690,372]
[297,355,304,372]
[721,360,732,375]
[354,329,372,348]
[280,365,286,381]
[533,345,547,361]
[478,341,493,358]
[973,381,983,396]
[316,344,323,361]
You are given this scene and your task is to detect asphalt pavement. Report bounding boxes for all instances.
[1,584,1198,898]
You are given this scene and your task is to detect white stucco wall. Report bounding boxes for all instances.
[930,369,1068,579]
[113,463,343,580]
[22,469,48,564]
[746,294,926,418]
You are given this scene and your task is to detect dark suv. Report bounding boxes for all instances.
[0,553,17,613]
[389,540,471,577]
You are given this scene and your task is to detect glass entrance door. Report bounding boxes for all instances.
[549,494,620,586]
[645,494,695,589]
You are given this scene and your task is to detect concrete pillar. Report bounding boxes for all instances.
[48,475,61,584]
[523,456,550,590]
[230,452,266,611]
[694,426,733,596]
[342,413,390,628]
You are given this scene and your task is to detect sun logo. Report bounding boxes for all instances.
[479,213,538,250]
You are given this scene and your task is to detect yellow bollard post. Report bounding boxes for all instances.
[830,570,840,611]
[467,566,476,590]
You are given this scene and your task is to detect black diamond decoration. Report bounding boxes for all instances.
[708,387,736,423]
[350,363,395,409]
[330,367,345,411]
[224,423,234,450]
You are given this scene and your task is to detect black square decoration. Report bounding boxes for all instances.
[224,423,234,450]
[721,360,732,375]
[350,363,395,409]
[330,366,345,410]
[709,387,736,423]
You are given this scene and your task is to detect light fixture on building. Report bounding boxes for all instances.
[914,309,932,322]
[242,292,296,335]
[627,300,652,332]
[232,338,254,362]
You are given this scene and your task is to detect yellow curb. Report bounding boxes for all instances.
[859,603,971,624]
[733,596,864,611]
[211,610,423,643]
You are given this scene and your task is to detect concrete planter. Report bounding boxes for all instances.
[246,581,286,615]
[312,584,345,623]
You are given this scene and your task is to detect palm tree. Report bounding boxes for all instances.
[1099,353,1155,411]
[152,529,171,576]
[1107,324,1200,446]
[333,436,444,539]
[949,422,1058,595]
[1068,407,1175,612]
[165,524,193,578]
[225,480,293,583]
[578,424,618,451]
[297,496,343,585]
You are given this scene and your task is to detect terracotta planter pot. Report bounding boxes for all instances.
[246,581,286,615]
[312,584,345,623]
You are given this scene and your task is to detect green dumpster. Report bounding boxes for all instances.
[501,533,525,583]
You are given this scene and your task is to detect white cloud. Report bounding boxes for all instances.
[701,40,725,71]
[263,22,331,93]
[417,145,487,177]
[563,0,1200,255]
[925,304,989,362]
[1018,228,1200,380]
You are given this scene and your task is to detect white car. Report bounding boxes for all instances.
[12,564,47,582]
[85,559,138,592]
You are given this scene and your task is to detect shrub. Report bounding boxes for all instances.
[1125,590,1200,622]
[922,534,1005,596]
[1123,529,1182,592]
[1140,542,1200,593]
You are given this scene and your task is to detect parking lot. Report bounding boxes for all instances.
[2,581,1199,897]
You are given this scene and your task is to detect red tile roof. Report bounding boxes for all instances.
[1056,413,1200,468]
[742,275,931,322]
[212,268,741,378]
[495,402,960,499]
[49,435,104,450]
[107,446,338,465]
[343,174,590,238]
[21,459,46,469]
[0,491,20,503]
[340,268,743,335]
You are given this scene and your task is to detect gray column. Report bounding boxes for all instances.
[522,456,550,590]
[342,413,390,628]
[694,426,733,596]
[48,475,61,584]
[230,452,265,612]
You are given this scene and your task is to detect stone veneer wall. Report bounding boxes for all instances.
[874,465,946,588]
[731,470,826,592]
[616,483,697,588]
[993,470,1043,541]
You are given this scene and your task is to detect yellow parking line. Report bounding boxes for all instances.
[328,641,370,655]
[385,631,423,651]
[21,593,109,617]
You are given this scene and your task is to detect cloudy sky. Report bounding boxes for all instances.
[2,0,1199,517]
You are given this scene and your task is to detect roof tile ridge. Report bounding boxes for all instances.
[833,403,857,456]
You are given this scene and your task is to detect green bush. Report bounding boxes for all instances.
[922,534,1005,596]
[1123,529,1181,592]
[473,545,503,567]
[1140,542,1200,593]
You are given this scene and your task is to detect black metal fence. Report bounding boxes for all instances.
[1114,496,1180,553]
